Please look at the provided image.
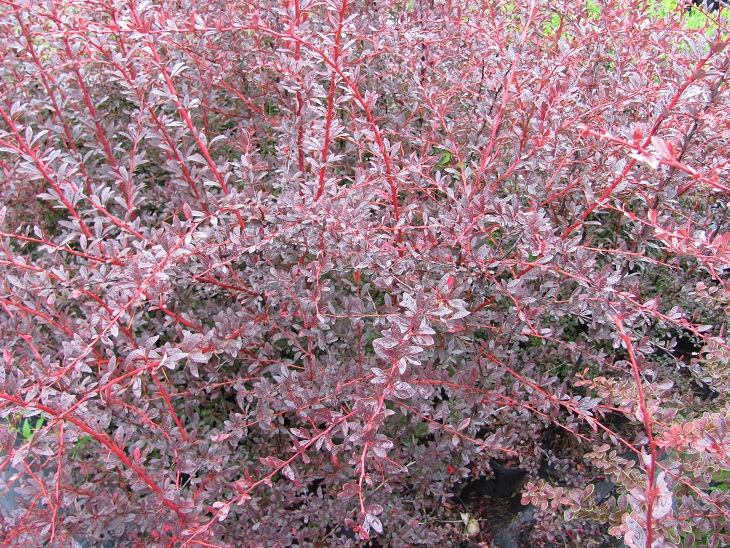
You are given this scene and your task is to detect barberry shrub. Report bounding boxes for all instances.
[1,0,729,546]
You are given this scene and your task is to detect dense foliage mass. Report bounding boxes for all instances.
[1,0,729,546]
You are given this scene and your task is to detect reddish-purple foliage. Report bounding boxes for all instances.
[1,0,729,546]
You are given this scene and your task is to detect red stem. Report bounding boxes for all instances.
[315,0,348,201]
[613,315,657,546]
